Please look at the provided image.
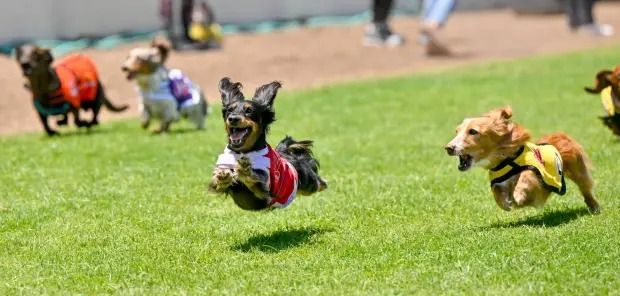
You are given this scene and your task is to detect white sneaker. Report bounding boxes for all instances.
[577,23,614,37]
[363,22,404,47]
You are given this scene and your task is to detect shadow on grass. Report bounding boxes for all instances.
[232,227,329,253]
[44,127,113,138]
[148,128,204,136]
[487,207,592,229]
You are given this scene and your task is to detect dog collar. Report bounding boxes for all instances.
[489,142,566,195]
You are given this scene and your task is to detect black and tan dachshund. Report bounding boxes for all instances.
[209,78,327,211]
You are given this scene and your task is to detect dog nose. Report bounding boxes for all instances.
[445,145,456,155]
[227,115,242,125]
[121,65,129,72]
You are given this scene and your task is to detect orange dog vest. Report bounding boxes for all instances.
[50,54,99,108]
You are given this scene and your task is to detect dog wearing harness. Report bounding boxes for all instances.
[208,78,327,211]
[585,65,620,136]
[445,107,600,213]
[15,45,128,136]
[122,38,208,133]
[489,142,566,195]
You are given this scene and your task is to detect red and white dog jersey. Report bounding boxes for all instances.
[216,145,298,208]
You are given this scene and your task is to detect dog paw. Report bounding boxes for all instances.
[46,130,59,137]
[236,156,252,175]
[210,168,234,192]
[56,118,68,126]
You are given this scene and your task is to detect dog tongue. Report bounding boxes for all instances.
[230,129,247,141]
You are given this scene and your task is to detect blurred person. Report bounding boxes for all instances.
[363,0,404,47]
[565,0,614,37]
[160,0,223,50]
[419,0,456,56]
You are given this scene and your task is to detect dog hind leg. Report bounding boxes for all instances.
[540,133,601,214]
[564,156,601,214]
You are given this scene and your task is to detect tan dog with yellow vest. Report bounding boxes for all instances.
[585,65,620,136]
[445,107,600,214]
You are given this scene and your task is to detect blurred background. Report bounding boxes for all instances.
[0,0,618,135]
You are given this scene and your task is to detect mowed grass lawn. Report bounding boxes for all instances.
[1,47,620,295]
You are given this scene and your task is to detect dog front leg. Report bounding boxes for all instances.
[38,112,57,136]
[236,156,271,201]
[492,185,512,211]
[56,113,68,126]
[209,167,236,193]
[70,108,89,128]
[140,104,151,130]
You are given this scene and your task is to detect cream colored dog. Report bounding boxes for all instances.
[122,38,208,133]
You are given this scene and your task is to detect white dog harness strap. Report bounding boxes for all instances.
[216,145,298,208]
[489,142,566,195]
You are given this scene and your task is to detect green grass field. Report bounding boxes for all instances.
[1,47,619,295]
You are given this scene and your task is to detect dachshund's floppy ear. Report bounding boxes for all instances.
[585,70,613,94]
[151,36,171,64]
[219,77,244,106]
[252,81,282,108]
[486,106,512,121]
[498,106,512,120]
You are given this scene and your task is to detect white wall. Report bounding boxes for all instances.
[0,0,510,43]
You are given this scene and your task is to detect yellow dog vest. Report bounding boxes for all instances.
[601,86,617,116]
[489,142,566,195]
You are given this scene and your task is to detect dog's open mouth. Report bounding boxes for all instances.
[458,154,473,171]
[124,71,136,80]
[229,127,250,146]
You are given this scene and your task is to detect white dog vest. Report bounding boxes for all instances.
[216,145,298,208]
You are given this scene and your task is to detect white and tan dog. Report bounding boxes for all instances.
[122,38,208,133]
[445,107,600,213]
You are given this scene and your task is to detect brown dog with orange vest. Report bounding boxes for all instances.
[15,44,128,136]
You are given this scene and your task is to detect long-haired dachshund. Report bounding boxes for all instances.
[121,38,208,133]
[208,78,327,211]
[15,44,128,136]
[445,107,600,214]
[584,65,620,136]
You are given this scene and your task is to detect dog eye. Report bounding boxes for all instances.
[468,129,479,135]
[244,107,253,114]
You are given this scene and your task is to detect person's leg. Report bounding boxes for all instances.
[420,0,456,56]
[570,0,613,36]
[181,0,195,42]
[422,0,456,28]
[363,0,404,47]
[565,0,581,29]
[372,0,393,23]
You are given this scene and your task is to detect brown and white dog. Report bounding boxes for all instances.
[584,65,620,136]
[121,38,208,133]
[445,107,601,213]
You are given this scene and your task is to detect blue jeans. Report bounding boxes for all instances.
[422,0,457,25]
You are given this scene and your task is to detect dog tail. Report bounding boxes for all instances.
[103,97,129,112]
[276,136,315,158]
[584,70,613,94]
[277,136,327,194]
